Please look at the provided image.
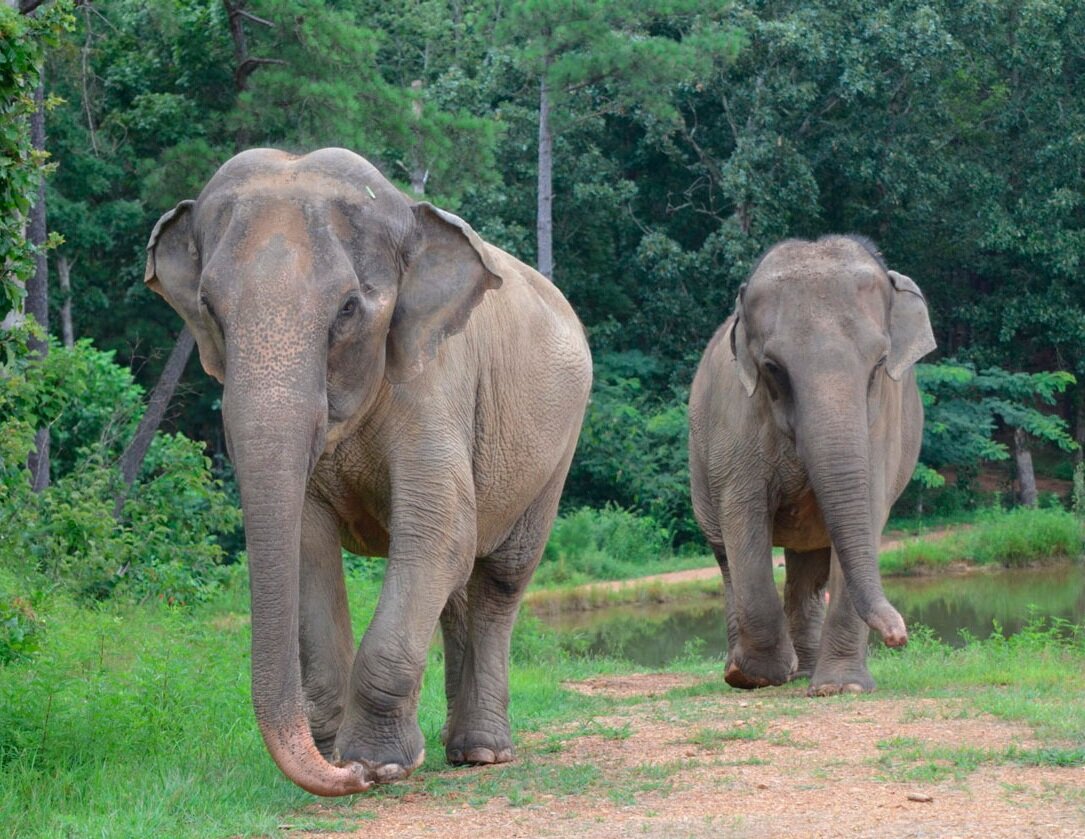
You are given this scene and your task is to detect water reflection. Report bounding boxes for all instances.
[540,563,1085,668]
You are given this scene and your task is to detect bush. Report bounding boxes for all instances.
[0,341,241,607]
[0,569,44,667]
[962,507,1082,567]
[563,351,698,544]
[536,505,671,586]
[880,506,1084,575]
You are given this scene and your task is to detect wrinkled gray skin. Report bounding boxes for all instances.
[145,148,591,796]
[688,236,935,695]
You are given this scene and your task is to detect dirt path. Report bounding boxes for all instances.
[292,527,1085,837]
[297,672,1084,838]
[558,527,960,596]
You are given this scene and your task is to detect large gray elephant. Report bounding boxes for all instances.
[145,148,591,796]
[688,235,935,695]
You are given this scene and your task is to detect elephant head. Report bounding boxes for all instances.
[144,148,503,795]
[729,235,935,647]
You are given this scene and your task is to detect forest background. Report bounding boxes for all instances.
[3,0,1085,605]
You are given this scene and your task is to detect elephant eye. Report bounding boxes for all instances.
[338,297,358,319]
[762,359,790,400]
[199,292,216,320]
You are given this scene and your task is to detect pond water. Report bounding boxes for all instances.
[539,563,1085,668]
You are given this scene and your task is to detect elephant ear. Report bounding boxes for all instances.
[729,284,758,397]
[885,270,936,380]
[385,203,504,383]
[144,200,225,382]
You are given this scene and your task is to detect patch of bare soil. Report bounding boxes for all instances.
[297,673,1085,839]
[558,528,963,598]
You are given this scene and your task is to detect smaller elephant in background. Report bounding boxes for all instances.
[688,235,936,695]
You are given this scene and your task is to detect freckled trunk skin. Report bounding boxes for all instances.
[228,393,370,796]
[796,394,907,648]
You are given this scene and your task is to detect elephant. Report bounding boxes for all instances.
[688,235,935,695]
[144,148,592,796]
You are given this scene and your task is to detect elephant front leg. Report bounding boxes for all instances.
[333,512,474,783]
[299,497,355,759]
[719,507,797,689]
[783,547,830,679]
[808,550,875,695]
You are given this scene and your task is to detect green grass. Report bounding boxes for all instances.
[3,550,1085,836]
[879,506,1083,575]
[0,569,619,838]
[687,722,767,749]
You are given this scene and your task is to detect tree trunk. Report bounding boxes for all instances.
[26,82,49,492]
[536,70,554,279]
[1013,427,1038,507]
[223,1,283,151]
[1073,385,1084,467]
[409,79,428,196]
[113,327,196,519]
[57,254,73,348]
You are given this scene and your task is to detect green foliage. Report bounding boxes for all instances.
[499,0,743,125]
[1074,462,1085,520]
[0,2,74,344]
[879,506,1083,575]
[918,361,1076,471]
[909,360,1077,506]
[0,568,44,667]
[1,337,144,478]
[0,596,308,838]
[537,504,672,586]
[0,340,241,608]
[564,351,696,543]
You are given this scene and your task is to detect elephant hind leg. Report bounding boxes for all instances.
[444,463,572,767]
[784,547,830,679]
[438,586,469,745]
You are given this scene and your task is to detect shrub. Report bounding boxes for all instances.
[536,505,671,586]
[0,341,241,607]
[0,569,44,667]
[563,351,698,544]
[880,506,1084,575]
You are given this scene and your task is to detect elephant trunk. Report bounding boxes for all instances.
[795,382,907,648]
[225,384,370,796]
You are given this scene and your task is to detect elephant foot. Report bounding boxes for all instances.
[807,682,867,697]
[808,662,875,696]
[724,645,796,690]
[334,749,425,784]
[445,723,515,766]
[866,599,908,648]
[333,717,426,785]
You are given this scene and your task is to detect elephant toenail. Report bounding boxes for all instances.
[375,763,406,783]
[465,747,497,764]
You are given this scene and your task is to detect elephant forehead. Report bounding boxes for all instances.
[748,251,889,324]
[198,181,410,268]
[224,171,370,203]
